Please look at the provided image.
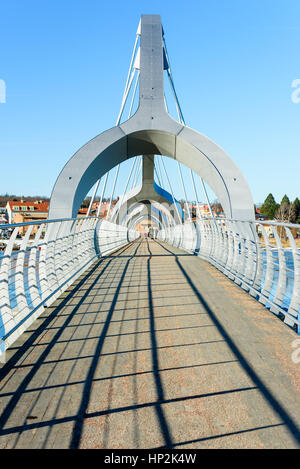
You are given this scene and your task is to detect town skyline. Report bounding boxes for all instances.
[0,191,298,208]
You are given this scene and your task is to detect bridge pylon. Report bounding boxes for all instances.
[110,154,183,226]
[49,14,254,222]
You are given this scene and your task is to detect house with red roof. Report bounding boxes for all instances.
[6,200,49,224]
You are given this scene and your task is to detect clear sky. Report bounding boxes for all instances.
[0,0,299,206]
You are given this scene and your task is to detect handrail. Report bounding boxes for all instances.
[212,217,300,230]
[157,218,300,334]
[0,215,99,231]
[0,217,139,356]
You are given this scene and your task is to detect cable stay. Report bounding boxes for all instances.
[190,170,202,221]
[112,156,138,223]
[94,27,142,222]
[159,155,182,225]
[96,172,109,217]
[106,164,121,220]
[90,25,217,228]
[163,34,216,222]
[86,179,100,217]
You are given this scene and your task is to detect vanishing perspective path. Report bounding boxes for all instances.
[0,239,299,449]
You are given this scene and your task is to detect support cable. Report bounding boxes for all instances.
[154,165,162,187]
[160,155,182,225]
[112,157,138,223]
[177,162,192,222]
[97,172,109,217]
[106,165,120,220]
[166,70,185,125]
[128,70,140,118]
[163,37,185,125]
[163,39,192,223]
[199,177,214,219]
[101,33,139,219]
[131,155,140,190]
[86,179,101,217]
[164,35,215,222]
[133,157,142,187]
[92,35,139,221]
[190,170,202,220]
[116,32,139,126]
[156,156,166,190]
[116,68,136,126]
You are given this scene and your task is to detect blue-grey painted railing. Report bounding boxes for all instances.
[157,218,300,333]
[0,217,139,355]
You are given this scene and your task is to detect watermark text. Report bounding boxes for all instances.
[0,79,6,103]
[291,79,300,104]
[291,338,300,364]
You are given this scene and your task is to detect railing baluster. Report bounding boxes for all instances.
[259,224,274,307]
[13,225,33,331]
[286,227,300,329]
[0,227,19,351]
[0,216,139,355]
[27,224,45,308]
[156,216,300,334]
[270,225,287,315]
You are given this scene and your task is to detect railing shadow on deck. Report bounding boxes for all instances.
[154,239,300,447]
[0,239,299,448]
[0,241,138,447]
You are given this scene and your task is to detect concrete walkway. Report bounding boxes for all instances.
[0,239,299,449]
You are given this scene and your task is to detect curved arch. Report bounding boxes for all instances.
[49,127,254,221]
[122,201,176,228]
[110,178,182,225]
[122,200,175,229]
[129,214,161,232]
[49,15,254,222]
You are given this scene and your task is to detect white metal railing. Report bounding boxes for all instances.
[157,218,300,334]
[0,217,139,355]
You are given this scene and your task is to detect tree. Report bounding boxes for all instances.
[290,198,300,224]
[281,194,290,206]
[211,201,223,214]
[260,193,278,220]
[275,194,292,222]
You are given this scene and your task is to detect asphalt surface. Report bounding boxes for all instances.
[0,238,299,449]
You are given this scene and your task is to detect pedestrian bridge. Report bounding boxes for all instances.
[0,14,299,449]
[0,226,300,448]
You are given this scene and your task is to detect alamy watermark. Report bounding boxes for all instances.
[291,79,300,104]
[0,79,6,103]
[291,338,300,364]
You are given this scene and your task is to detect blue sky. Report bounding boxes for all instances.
[0,0,299,205]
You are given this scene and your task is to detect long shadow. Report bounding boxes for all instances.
[0,360,238,398]
[21,311,208,336]
[106,254,194,258]
[69,241,141,448]
[146,239,174,448]
[0,241,138,436]
[3,238,299,448]
[8,339,226,370]
[155,239,300,445]
[155,423,286,448]
[0,385,259,438]
[17,323,215,350]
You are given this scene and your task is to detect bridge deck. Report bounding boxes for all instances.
[0,239,299,449]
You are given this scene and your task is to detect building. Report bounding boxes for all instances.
[0,206,7,220]
[78,200,118,218]
[6,200,49,224]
